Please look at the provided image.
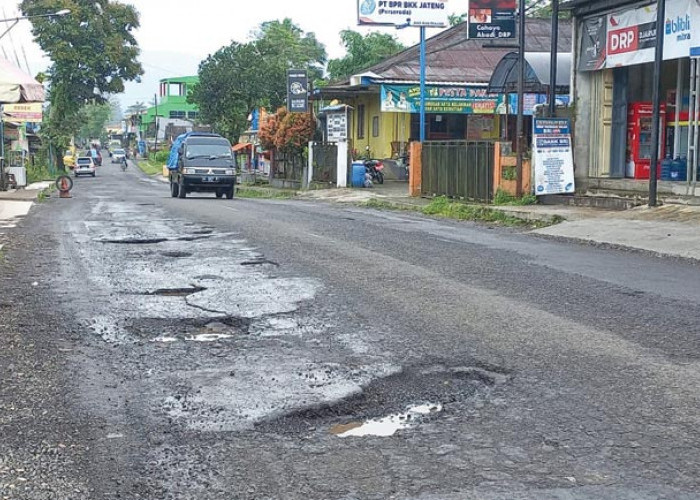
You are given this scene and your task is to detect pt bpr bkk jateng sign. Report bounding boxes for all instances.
[287,70,309,113]
[468,0,516,39]
[358,0,449,27]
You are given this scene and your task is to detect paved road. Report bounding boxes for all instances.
[1,161,699,500]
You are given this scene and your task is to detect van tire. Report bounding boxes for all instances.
[170,182,179,198]
[225,185,234,199]
[178,179,187,198]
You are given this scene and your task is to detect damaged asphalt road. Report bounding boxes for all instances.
[1,165,700,500]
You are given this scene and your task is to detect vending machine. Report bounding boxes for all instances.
[627,102,666,179]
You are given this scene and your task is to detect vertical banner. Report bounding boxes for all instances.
[468,0,516,39]
[579,15,607,71]
[287,69,309,113]
[533,118,575,195]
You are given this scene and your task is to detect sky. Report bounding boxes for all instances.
[1,0,469,111]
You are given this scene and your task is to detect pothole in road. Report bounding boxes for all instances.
[240,258,279,267]
[256,362,510,436]
[100,237,169,245]
[161,251,193,258]
[144,286,207,297]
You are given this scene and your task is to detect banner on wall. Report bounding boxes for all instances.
[2,103,43,123]
[579,15,607,71]
[532,118,575,196]
[468,0,516,39]
[380,84,502,114]
[358,0,449,27]
[584,0,697,69]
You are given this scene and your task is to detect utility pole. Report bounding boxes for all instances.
[648,0,666,207]
[515,0,526,196]
[548,0,559,117]
[153,93,159,159]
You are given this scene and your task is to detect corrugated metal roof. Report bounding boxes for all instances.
[332,18,572,86]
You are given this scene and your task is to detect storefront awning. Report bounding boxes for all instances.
[232,142,252,152]
[487,52,571,94]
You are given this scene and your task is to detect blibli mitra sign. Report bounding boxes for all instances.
[666,14,691,41]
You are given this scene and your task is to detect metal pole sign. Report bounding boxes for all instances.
[468,0,516,39]
[287,69,309,113]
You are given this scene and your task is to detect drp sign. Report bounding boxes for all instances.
[608,27,639,54]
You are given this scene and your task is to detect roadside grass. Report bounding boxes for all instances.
[492,188,538,206]
[363,196,561,228]
[235,186,298,199]
[37,184,56,202]
[137,158,166,176]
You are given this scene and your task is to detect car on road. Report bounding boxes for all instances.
[74,156,96,177]
[168,133,236,199]
[111,148,127,164]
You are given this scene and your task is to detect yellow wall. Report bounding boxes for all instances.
[347,93,410,160]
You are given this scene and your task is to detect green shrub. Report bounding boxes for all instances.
[26,163,56,184]
[154,150,170,163]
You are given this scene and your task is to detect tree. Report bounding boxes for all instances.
[448,13,466,26]
[259,106,314,166]
[189,18,326,141]
[21,0,143,166]
[78,102,112,143]
[327,31,405,82]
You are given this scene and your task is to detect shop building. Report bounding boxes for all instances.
[570,0,700,198]
[316,18,572,162]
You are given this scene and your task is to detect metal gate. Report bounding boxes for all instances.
[421,141,494,202]
[311,143,337,184]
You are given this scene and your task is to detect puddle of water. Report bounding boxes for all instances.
[186,333,233,342]
[331,403,443,438]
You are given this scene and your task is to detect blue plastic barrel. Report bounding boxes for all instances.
[670,156,686,181]
[351,161,366,188]
[661,155,673,181]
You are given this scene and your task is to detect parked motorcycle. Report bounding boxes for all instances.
[364,159,384,184]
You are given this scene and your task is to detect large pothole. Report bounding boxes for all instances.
[255,362,511,436]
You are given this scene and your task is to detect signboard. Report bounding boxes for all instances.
[468,0,516,39]
[532,118,575,196]
[381,84,502,114]
[2,103,43,123]
[287,69,309,113]
[582,0,697,70]
[358,0,449,27]
[502,94,570,115]
[327,111,348,141]
[579,16,607,71]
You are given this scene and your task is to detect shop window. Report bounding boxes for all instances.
[187,111,198,119]
[357,104,365,139]
[372,116,379,137]
[169,110,186,119]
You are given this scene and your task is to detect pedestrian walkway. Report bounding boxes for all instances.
[0,182,52,248]
[299,183,700,262]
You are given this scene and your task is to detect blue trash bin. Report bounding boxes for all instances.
[351,161,366,188]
